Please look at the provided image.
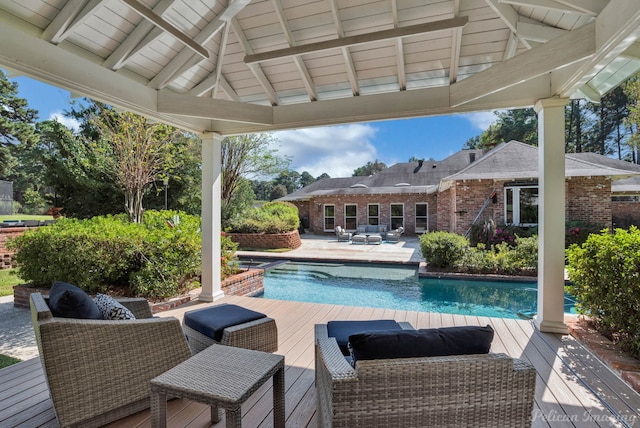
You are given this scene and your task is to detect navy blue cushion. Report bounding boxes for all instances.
[48,281,102,319]
[184,304,267,342]
[327,320,403,356]
[348,325,494,364]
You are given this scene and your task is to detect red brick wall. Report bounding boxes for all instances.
[221,268,264,297]
[294,194,437,235]
[228,230,301,249]
[612,200,640,228]
[0,227,31,270]
[566,176,611,227]
[451,181,502,235]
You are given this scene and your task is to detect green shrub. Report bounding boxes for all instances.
[454,237,537,275]
[566,226,640,357]
[9,210,210,300]
[420,231,469,268]
[230,201,299,234]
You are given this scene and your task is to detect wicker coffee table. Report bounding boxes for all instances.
[150,345,285,428]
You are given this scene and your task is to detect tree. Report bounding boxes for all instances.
[353,159,387,176]
[221,134,289,226]
[299,171,316,187]
[0,70,39,185]
[316,172,331,180]
[90,106,181,223]
[273,170,301,194]
[270,184,288,200]
[623,72,640,163]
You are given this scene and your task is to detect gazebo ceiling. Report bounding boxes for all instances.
[1,0,640,135]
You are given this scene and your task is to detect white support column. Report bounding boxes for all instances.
[534,98,569,334]
[200,132,225,302]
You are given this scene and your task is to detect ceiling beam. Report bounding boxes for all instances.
[149,0,252,90]
[271,0,317,101]
[0,13,208,133]
[104,0,175,70]
[201,75,552,135]
[516,21,567,43]
[502,32,519,60]
[121,0,209,59]
[42,0,101,44]
[450,21,595,106]
[230,18,280,105]
[244,17,469,64]
[554,0,606,15]
[449,27,462,83]
[499,0,592,15]
[485,0,532,49]
[555,0,640,98]
[157,92,272,125]
[329,0,359,95]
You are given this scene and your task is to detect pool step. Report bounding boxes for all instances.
[251,260,290,271]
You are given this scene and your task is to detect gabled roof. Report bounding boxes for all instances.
[282,141,640,201]
[439,141,640,190]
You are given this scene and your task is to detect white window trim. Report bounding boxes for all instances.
[504,185,538,226]
[415,202,428,233]
[390,202,404,230]
[367,203,380,225]
[344,203,357,231]
[323,204,335,232]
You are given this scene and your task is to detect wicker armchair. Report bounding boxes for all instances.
[315,324,537,428]
[30,292,191,428]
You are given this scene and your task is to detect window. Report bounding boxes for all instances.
[345,204,357,230]
[415,203,428,233]
[504,186,538,226]
[367,204,379,225]
[324,205,335,231]
[390,203,404,229]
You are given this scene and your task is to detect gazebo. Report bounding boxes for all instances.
[2,0,640,334]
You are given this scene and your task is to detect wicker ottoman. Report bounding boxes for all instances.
[182,304,278,354]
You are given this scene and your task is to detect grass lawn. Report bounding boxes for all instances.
[0,354,21,369]
[0,269,21,297]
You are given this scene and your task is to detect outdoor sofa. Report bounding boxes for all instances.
[30,289,191,428]
[356,224,387,238]
[315,322,537,427]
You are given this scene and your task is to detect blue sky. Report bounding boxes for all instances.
[10,73,497,178]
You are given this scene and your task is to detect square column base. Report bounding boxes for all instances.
[534,316,569,334]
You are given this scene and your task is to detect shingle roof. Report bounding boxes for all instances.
[440,141,640,184]
[612,176,640,193]
[280,141,640,201]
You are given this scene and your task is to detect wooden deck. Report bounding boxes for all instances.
[2,295,640,427]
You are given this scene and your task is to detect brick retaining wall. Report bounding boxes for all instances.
[228,230,301,249]
[13,269,265,309]
[0,227,31,270]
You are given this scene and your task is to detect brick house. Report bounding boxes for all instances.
[282,141,640,236]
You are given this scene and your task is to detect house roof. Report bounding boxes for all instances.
[439,141,640,188]
[281,149,484,201]
[2,2,640,135]
[283,141,640,201]
[612,176,640,194]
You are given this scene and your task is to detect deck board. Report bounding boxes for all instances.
[2,296,640,427]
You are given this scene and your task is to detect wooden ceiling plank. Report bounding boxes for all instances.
[500,0,588,15]
[554,0,606,16]
[121,0,209,59]
[556,0,640,97]
[271,0,317,101]
[329,0,359,95]
[104,0,175,70]
[42,0,86,43]
[484,0,532,49]
[450,21,595,106]
[230,17,280,105]
[0,13,208,133]
[244,16,469,64]
[218,75,241,101]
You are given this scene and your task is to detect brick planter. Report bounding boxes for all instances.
[227,230,301,250]
[13,268,265,309]
[0,227,33,270]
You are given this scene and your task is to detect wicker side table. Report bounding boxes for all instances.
[150,345,285,428]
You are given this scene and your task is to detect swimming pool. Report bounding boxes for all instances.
[251,261,577,319]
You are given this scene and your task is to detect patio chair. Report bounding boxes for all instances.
[386,226,404,243]
[315,322,536,427]
[30,291,191,428]
[335,226,352,242]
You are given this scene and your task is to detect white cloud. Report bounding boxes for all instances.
[49,111,80,132]
[462,111,499,131]
[271,124,379,178]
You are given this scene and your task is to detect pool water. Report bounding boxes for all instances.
[254,261,577,319]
